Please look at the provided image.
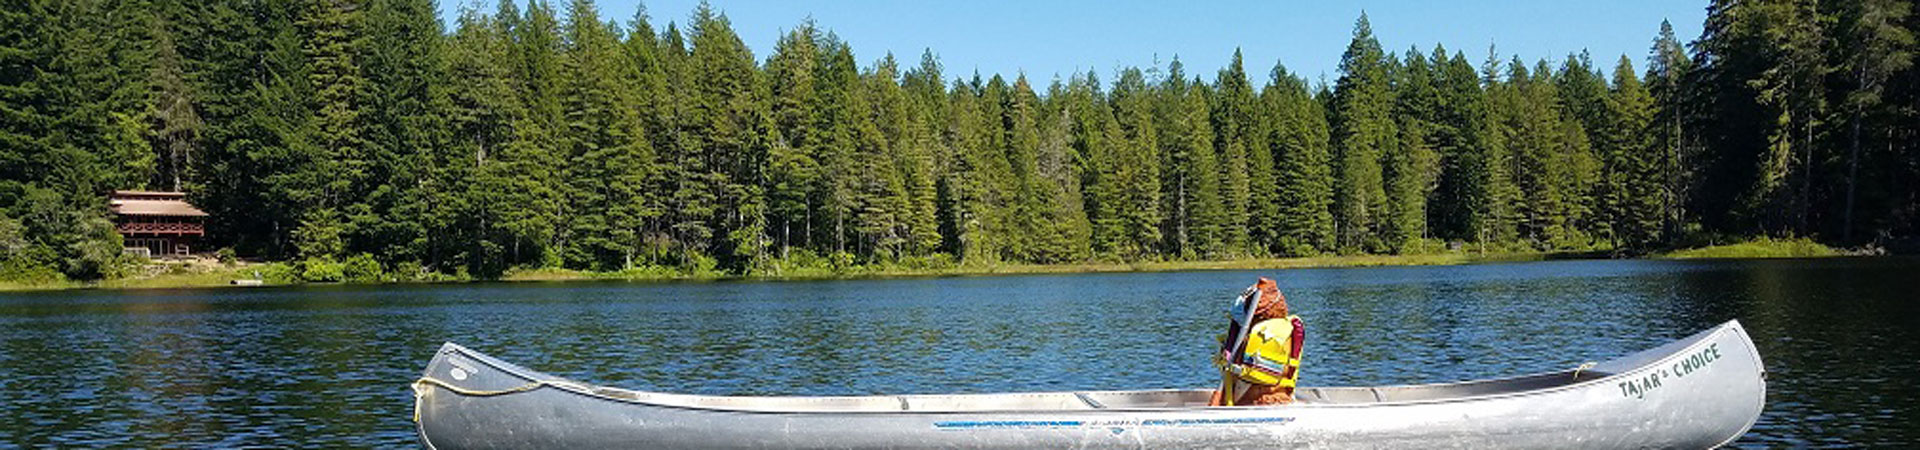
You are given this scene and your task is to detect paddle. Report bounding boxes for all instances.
[1217,286,1261,406]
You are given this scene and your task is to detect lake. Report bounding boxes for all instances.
[2,257,1916,447]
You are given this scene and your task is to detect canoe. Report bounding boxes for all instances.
[413,320,1765,449]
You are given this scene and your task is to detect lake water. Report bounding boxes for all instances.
[2,257,1916,447]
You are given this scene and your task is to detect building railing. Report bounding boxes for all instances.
[117,222,205,235]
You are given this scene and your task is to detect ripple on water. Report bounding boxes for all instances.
[1,257,1917,447]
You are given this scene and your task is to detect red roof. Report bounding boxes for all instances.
[109,192,208,217]
[112,190,188,198]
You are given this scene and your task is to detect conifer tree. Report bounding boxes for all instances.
[1386,48,1440,252]
[1070,72,1127,257]
[0,0,147,280]
[621,5,672,266]
[1692,0,1830,235]
[1645,21,1692,243]
[437,4,521,275]
[186,0,304,258]
[10,0,1920,279]
[1211,50,1256,254]
[1428,47,1487,243]
[941,78,1006,262]
[52,0,157,196]
[1835,0,1914,242]
[1157,59,1224,258]
[898,51,944,255]
[765,21,821,256]
[1606,56,1662,249]
[1003,75,1045,260]
[869,54,936,258]
[293,0,373,259]
[1474,48,1521,244]
[849,55,910,258]
[1021,78,1092,263]
[0,1,56,186]
[686,2,768,269]
[1756,0,1830,235]
[146,6,202,193]
[811,36,858,256]
[1330,14,1396,252]
[1109,67,1164,258]
[356,0,449,264]
[1506,59,1566,246]
[1555,52,1611,140]
[557,0,652,269]
[900,137,942,257]
[978,75,1018,261]
[486,0,566,266]
[1263,63,1335,255]
[1554,53,1611,243]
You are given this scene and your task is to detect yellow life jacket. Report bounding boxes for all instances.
[1227,315,1305,388]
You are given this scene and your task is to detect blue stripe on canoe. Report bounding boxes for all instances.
[935,416,1293,430]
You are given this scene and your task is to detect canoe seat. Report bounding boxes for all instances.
[1291,387,1382,404]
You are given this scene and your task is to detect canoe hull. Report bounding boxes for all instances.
[415,321,1764,449]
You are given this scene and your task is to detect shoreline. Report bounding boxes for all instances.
[508,251,1554,283]
[0,238,1858,293]
[1,252,1548,292]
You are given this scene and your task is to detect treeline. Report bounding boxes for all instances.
[3,0,1916,281]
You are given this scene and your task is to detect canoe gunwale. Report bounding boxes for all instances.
[1718,319,1769,448]
[420,320,1758,415]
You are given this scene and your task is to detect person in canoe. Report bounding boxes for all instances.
[1209,277,1305,406]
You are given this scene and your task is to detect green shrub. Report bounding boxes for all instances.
[681,253,721,277]
[300,257,346,282]
[390,260,441,282]
[603,264,681,280]
[926,253,956,269]
[1393,238,1451,255]
[760,249,836,277]
[256,262,301,284]
[342,253,384,283]
[828,251,856,273]
[1663,237,1841,259]
[0,256,65,285]
[1086,253,1125,265]
[215,248,237,265]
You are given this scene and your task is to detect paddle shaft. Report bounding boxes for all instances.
[1217,289,1261,406]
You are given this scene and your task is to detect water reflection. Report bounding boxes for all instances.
[1,258,1916,447]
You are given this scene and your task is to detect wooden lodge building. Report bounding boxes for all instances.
[108,190,208,257]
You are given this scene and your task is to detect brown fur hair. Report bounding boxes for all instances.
[1237,277,1294,405]
[1253,277,1287,321]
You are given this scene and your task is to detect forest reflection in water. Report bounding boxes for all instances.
[0,257,1914,447]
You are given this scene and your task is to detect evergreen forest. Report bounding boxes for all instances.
[3,0,1917,282]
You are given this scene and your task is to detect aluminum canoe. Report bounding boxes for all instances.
[413,320,1765,449]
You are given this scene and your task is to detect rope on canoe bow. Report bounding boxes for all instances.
[411,376,586,423]
[412,376,580,397]
[1572,362,1598,380]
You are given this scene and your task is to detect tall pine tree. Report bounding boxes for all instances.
[1330,14,1396,252]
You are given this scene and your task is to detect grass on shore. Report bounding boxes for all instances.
[0,279,76,291]
[3,238,1852,292]
[0,261,282,292]
[1658,237,1843,259]
[94,264,268,290]
[501,251,1551,283]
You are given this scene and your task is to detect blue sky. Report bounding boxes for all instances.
[438,0,1706,87]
